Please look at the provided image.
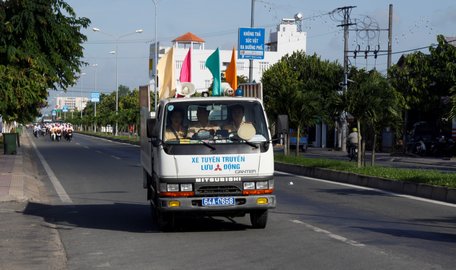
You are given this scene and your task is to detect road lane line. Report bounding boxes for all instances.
[276,171,456,208]
[110,155,121,160]
[290,219,365,247]
[29,138,72,203]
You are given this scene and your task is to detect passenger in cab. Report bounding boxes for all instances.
[188,106,219,138]
[223,104,245,133]
[164,109,187,141]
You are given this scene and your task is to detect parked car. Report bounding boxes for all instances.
[289,128,308,152]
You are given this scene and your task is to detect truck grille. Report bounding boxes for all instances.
[197,185,242,195]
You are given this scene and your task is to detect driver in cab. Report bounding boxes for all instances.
[188,106,219,138]
[164,109,187,141]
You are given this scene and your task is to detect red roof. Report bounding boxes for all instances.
[172,32,205,43]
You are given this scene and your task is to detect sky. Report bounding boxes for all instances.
[46,0,456,113]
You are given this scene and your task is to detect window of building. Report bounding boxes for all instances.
[259,61,270,73]
[200,61,206,70]
[176,60,183,70]
[237,62,244,71]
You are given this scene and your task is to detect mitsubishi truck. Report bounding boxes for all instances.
[140,89,276,230]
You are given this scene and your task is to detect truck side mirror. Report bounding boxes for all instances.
[151,137,160,147]
[146,118,156,138]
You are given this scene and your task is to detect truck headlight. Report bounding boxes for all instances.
[180,183,193,192]
[243,182,255,190]
[167,184,179,192]
[256,181,269,190]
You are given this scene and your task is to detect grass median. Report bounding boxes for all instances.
[275,154,456,189]
[77,131,456,189]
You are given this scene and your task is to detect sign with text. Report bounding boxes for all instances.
[91,92,100,103]
[238,28,265,60]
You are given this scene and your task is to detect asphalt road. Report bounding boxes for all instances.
[25,133,456,270]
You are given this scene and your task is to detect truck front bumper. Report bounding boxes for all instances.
[156,195,276,214]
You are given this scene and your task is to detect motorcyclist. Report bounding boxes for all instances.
[347,127,359,158]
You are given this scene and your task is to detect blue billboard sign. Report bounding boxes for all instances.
[91,92,100,103]
[238,28,265,60]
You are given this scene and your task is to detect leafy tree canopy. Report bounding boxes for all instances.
[262,51,343,130]
[0,0,90,122]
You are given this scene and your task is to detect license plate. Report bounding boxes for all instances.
[202,197,235,206]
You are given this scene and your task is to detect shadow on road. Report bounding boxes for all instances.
[22,202,250,233]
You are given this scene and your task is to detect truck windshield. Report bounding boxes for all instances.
[163,100,269,144]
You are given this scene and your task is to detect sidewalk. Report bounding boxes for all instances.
[0,131,66,269]
[0,131,46,202]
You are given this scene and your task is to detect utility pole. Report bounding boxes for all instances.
[249,0,255,82]
[336,6,356,152]
[387,4,393,73]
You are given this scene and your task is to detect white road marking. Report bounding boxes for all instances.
[110,155,121,160]
[276,171,456,208]
[29,137,72,203]
[83,146,89,149]
[290,219,365,247]
[96,150,103,154]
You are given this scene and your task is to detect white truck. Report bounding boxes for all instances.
[140,89,276,230]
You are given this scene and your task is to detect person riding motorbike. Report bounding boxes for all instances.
[347,127,359,160]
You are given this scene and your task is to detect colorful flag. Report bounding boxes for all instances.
[205,48,221,96]
[157,47,175,99]
[179,48,192,82]
[225,47,238,91]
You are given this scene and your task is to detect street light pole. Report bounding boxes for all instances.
[152,0,159,112]
[92,64,98,132]
[92,27,143,136]
[79,72,86,130]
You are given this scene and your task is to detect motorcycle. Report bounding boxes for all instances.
[347,143,358,161]
[65,130,73,142]
[50,131,56,141]
[56,129,62,141]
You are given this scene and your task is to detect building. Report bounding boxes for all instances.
[56,96,89,111]
[150,16,307,93]
[147,16,341,148]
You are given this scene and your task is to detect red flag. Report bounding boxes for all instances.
[179,48,192,82]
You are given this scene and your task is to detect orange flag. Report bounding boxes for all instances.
[225,47,238,91]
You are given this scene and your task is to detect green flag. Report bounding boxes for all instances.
[205,48,221,96]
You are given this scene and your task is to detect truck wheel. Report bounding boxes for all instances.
[154,208,175,231]
[250,210,268,229]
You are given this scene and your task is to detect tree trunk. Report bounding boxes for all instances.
[295,125,301,156]
[371,132,377,166]
[357,120,362,168]
[403,110,408,153]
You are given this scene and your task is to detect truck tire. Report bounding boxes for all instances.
[151,205,175,231]
[250,210,268,229]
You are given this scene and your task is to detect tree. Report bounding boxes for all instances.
[389,35,456,148]
[118,84,130,98]
[0,0,90,123]
[262,51,343,155]
[346,68,403,167]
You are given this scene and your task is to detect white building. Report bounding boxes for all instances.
[56,96,88,111]
[150,16,307,92]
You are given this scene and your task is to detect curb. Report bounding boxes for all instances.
[275,162,456,204]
